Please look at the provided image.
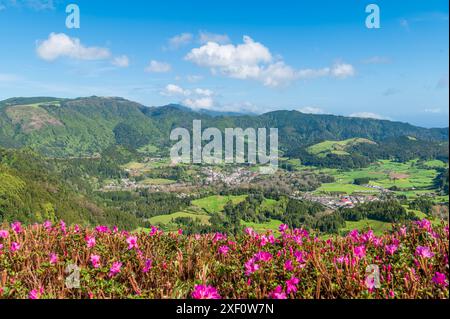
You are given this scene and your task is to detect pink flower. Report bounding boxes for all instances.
[10,242,20,252]
[416,219,432,232]
[432,272,448,287]
[191,285,221,299]
[95,226,110,233]
[213,233,226,243]
[142,259,152,273]
[43,221,52,230]
[11,222,22,234]
[385,244,398,255]
[90,255,101,268]
[286,277,300,294]
[284,259,294,272]
[218,245,229,255]
[294,250,306,264]
[0,230,9,239]
[279,224,289,233]
[268,286,287,299]
[353,245,366,259]
[126,236,138,250]
[49,253,58,265]
[86,236,96,248]
[416,246,434,259]
[178,229,183,235]
[149,226,158,236]
[108,262,122,277]
[399,226,407,237]
[255,251,273,262]
[59,220,67,233]
[29,289,39,300]
[244,258,260,276]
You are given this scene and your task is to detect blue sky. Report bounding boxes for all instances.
[0,0,448,128]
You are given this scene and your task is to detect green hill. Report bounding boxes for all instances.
[307,138,377,157]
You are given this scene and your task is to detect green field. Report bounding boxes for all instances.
[241,219,283,232]
[192,195,248,213]
[342,219,393,235]
[307,138,376,158]
[148,211,211,225]
[313,159,447,197]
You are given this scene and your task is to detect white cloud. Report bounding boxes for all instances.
[183,97,214,109]
[330,63,355,79]
[160,83,216,109]
[161,84,190,96]
[349,112,387,120]
[36,33,111,61]
[167,33,193,50]
[145,60,171,73]
[185,36,355,87]
[198,31,230,44]
[194,88,214,96]
[112,55,129,68]
[298,107,325,114]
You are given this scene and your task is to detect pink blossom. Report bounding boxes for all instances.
[213,233,226,243]
[432,272,448,287]
[43,221,52,231]
[178,229,183,235]
[245,227,257,238]
[279,224,289,233]
[10,242,20,252]
[126,236,138,250]
[416,219,432,232]
[142,259,152,273]
[268,286,287,299]
[86,236,96,248]
[49,253,58,265]
[286,277,300,294]
[90,255,101,268]
[0,230,9,239]
[294,250,306,264]
[284,259,294,272]
[385,244,398,255]
[108,262,122,278]
[59,220,67,233]
[95,226,110,233]
[255,251,272,262]
[399,226,407,237]
[191,285,221,299]
[29,289,39,300]
[11,222,22,234]
[149,226,158,236]
[416,246,434,259]
[218,245,229,255]
[353,245,366,259]
[244,258,260,276]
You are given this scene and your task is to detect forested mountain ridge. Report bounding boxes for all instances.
[0,96,448,158]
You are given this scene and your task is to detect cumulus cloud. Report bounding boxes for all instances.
[167,33,193,50]
[349,112,387,120]
[198,31,230,44]
[185,36,355,87]
[145,60,171,73]
[160,83,216,109]
[112,55,129,68]
[161,84,190,96]
[298,107,326,114]
[36,33,111,61]
[183,97,214,109]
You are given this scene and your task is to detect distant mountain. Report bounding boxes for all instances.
[0,96,448,157]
